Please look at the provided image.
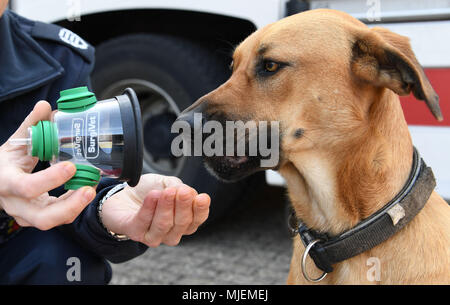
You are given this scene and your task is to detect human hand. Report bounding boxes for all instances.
[0,101,96,230]
[99,174,210,247]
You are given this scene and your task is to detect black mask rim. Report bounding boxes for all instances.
[116,88,143,187]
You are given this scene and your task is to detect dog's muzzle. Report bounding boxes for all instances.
[175,103,275,182]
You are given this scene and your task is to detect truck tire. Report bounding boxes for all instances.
[91,33,255,223]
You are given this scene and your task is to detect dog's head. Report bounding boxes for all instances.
[176,9,440,182]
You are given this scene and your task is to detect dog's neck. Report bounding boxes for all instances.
[280,88,413,236]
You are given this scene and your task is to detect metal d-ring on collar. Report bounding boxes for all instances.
[288,213,327,282]
[301,239,327,282]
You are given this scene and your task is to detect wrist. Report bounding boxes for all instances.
[97,183,130,241]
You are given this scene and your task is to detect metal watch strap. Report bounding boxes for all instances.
[97,182,130,241]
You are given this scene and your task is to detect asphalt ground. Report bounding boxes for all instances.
[109,184,293,285]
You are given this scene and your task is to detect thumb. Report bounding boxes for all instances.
[10,101,53,140]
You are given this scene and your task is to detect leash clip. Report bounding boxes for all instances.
[301,239,328,283]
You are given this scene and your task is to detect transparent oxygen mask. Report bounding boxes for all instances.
[10,87,143,190]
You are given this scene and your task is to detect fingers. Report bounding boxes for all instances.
[132,174,183,200]
[5,186,95,231]
[128,190,160,240]
[28,186,96,231]
[162,176,183,188]
[161,186,197,246]
[142,186,210,248]
[185,193,210,235]
[10,162,76,199]
[56,189,75,201]
[144,188,177,247]
[118,178,211,248]
[10,101,52,140]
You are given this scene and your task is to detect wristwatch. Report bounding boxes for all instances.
[97,183,130,241]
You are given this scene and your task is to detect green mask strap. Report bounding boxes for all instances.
[64,164,101,190]
[57,86,97,112]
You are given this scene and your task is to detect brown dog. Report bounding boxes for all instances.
[178,9,450,284]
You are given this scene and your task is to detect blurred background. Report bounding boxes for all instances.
[8,0,450,284]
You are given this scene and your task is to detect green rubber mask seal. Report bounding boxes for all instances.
[31,121,59,161]
[57,86,97,112]
[65,164,101,190]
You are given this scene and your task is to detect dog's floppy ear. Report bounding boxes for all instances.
[351,27,442,121]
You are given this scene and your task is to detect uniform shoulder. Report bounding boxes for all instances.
[30,19,95,64]
[8,10,94,63]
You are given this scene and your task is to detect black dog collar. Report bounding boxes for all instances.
[293,147,436,281]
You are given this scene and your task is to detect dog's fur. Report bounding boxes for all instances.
[184,9,450,284]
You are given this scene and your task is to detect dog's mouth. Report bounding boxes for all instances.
[202,119,281,182]
[224,156,249,168]
[204,154,265,182]
[174,108,281,182]
[223,155,249,166]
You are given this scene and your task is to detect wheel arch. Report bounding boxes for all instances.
[56,9,257,61]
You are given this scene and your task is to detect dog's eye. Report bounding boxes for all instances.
[256,59,287,79]
[264,61,279,73]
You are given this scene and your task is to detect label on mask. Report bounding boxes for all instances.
[72,118,84,160]
[71,112,100,160]
[86,112,99,159]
